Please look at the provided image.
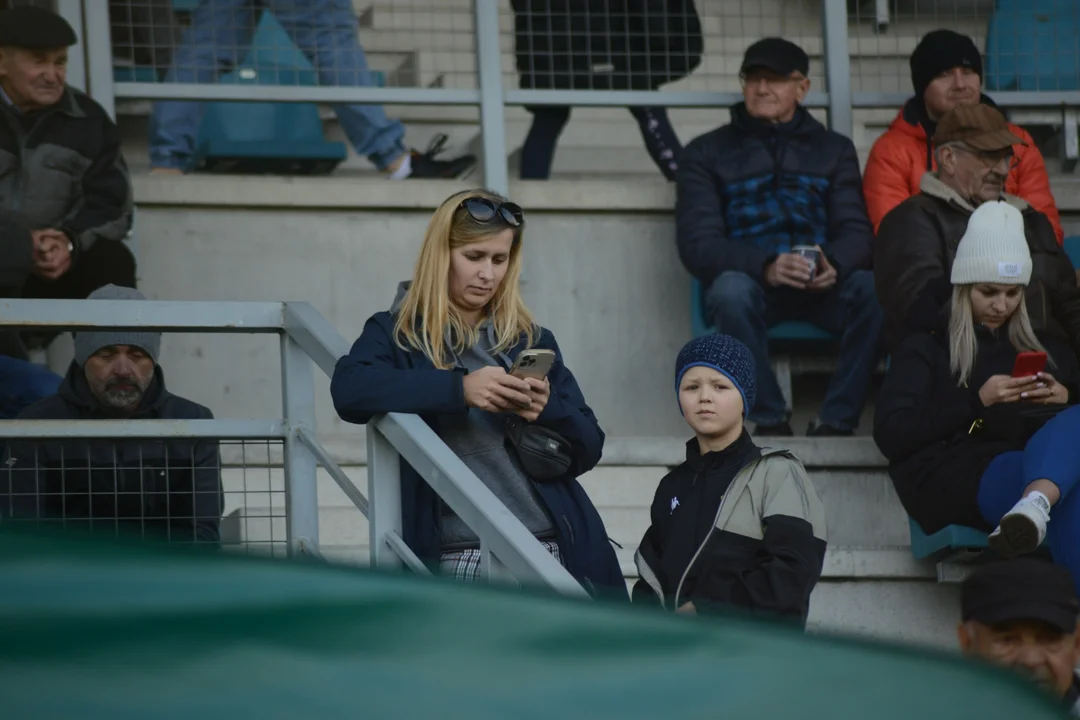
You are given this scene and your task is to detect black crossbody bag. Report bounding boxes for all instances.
[503,415,573,481]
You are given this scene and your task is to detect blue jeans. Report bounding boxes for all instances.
[705,269,884,429]
[978,405,1080,595]
[149,0,406,170]
[0,356,61,419]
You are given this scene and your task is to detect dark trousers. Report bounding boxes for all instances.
[705,269,884,430]
[979,405,1080,596]
[0,241,137,360]
[520,105,682,180]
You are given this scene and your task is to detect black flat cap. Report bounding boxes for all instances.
[962,559,1079,634]
[740,38,810,78]
[0,6,77,50]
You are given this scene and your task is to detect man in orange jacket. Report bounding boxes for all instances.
[863,29,1063,243]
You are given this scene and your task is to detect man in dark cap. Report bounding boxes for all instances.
[863,29,1061,242]
[0,285,225,544]
[960,559,1080,716]
[875,104,1080,356]
[677,37,881,438]
[0,5,136,356]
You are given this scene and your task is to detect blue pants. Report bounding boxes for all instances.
[0,356,61,419]
[978,404,1080,595]
[705,269,884,429]
[149,0,406,170]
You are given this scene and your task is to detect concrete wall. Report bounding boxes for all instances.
[132,177,698,442]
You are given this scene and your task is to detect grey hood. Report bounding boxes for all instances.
[388,280,508,366]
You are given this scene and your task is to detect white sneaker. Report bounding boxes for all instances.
[988,494,1050,557]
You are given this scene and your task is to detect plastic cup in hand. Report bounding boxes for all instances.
[792,245,821,281]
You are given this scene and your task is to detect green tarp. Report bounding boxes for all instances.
[0,531,1066,719]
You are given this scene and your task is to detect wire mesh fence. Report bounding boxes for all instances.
[0,437,288,559]
[94,0,1080,105]
[109,0,422,88]
[848,0,1080,99]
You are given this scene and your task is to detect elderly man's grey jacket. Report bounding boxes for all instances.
[0,85,132,282]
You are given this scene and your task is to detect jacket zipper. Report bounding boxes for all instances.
[672,458,767,608]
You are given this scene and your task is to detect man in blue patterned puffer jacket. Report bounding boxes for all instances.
[676,37,883,438]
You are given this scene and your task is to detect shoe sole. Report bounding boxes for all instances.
[988,513,1042,557]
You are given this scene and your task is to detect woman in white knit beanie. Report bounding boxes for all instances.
[875,201,1080,593]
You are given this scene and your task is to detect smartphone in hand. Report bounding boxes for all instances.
[1012,351,1048,379]
[510,349,556,380]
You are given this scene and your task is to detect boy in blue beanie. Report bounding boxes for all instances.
[632,334,828,623]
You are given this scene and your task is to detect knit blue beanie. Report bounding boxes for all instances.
[675,334,756,417]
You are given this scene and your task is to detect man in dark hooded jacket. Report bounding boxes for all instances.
[0,285,224,544]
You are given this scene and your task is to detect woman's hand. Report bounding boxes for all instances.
[1035,372,1069,405]
[676,601,697,615]
[462,367,533,412]
[978,374,1043,407]
[512,378,550,422]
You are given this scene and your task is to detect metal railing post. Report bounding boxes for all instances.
[57,0,86,92]
[83,0,116,119]
[474,0,509,195]
[281,334,321,557]
[367,426,403,569]
[821,0,853,139]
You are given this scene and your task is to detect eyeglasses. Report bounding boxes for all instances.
[955,145,1019,172]
[459,197,524,228]
[738,71,804,88]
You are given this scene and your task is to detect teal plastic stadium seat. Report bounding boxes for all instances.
[908,517,988,560]
[193,11,348,174]
[690,277,836,342]
[1063,236,1080,269]
[985,0,1080,92]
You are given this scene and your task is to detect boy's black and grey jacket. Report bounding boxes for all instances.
[632,438,827,622]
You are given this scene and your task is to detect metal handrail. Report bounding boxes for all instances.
[0,299,584,594]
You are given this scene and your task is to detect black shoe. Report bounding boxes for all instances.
[407,134,476,179]
[754,421,794,437]
[807,421,854,437]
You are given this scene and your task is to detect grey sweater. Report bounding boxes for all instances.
[436,320,555,549]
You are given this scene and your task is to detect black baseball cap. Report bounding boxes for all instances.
[740,38,810,78]
[961,559,1079,634]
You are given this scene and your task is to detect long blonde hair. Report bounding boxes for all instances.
[948,285,1050,386]
[393,189,537,369]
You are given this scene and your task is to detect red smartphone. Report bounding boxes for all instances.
[1012,351,1048,378]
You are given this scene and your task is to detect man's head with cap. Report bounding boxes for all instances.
[959,559,1080,700]
[0,6,77,113]
[932,104,1026,205]
[739,37,810,124]
[911,29,983,121]
[75,285,161,416]
[675,334,756,451]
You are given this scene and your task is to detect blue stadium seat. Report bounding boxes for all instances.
[908,517,989,560]
[690,277,836,343]
[1063,236,1080,269]
[193,11,348,174]
[985,0,1080,92]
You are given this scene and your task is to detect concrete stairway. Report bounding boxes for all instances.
[220,436,958,648]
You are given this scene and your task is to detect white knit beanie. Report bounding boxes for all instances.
[951,201,1032,286]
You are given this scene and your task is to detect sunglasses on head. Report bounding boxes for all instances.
[459,197,524,228]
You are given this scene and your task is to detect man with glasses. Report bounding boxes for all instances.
[875,104,1080,354]
[863,29,1062,243]
[676,37,880,438]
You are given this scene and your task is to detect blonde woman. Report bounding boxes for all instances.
[331,189,624,598]
[875,202,1080,590]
